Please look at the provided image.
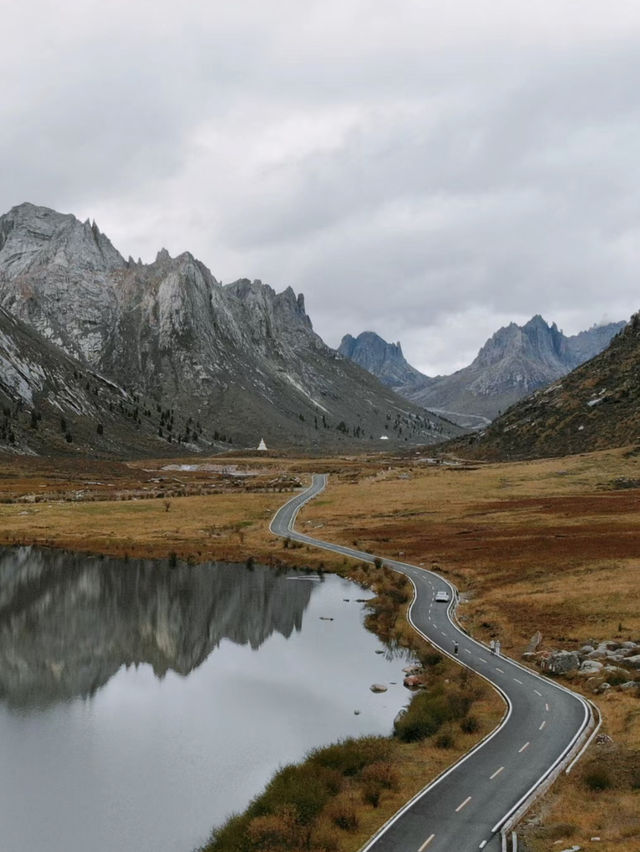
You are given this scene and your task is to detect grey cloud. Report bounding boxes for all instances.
[2,1,640,373]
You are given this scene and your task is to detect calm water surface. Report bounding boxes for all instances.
[0,547,411,852]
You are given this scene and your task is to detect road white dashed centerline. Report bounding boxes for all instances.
[489,766,504,779]
[455,796,472,812]
[519,742,530,753]
[418,833,435,850]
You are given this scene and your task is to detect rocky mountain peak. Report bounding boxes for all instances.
[0,204,125,364]
[337,331,428,390]
[0,203,125,277]
[224,279,314,341]
[472,315,569,374]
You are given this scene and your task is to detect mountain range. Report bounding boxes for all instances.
[453,312,640,459]
[0,203,461,455]
[339,316,625,428]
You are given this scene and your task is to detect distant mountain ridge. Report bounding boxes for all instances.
[339,316,626,427]
[0,203,461,455]
[338,332,430,390]
[454,313,639,459]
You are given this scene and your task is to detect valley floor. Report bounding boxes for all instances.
[0,446,638,849]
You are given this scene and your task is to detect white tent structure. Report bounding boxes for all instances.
[257,438,268,451]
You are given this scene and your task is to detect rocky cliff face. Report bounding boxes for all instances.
[0,546,314,707]
[0,203,124,363]
[453,314,639,459]
[0,305,168,455]
[341,317,625,428]
[0,204,462,454]
[338,332,431,390]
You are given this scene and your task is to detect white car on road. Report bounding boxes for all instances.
[434,590,450,602]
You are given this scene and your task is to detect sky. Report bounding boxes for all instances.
[2,0,640,375]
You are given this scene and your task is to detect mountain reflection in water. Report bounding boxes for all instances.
[0,547,314,708]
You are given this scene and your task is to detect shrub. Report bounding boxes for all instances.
[327,800,358,831]
[420,651,443,667]
[362,782,381,808]
[253,763,339,826]
[584,767,613,791]
[394,690,450,742]
[310,737,391,777]
[360,760,398,808]
[310,820,341,851]
[360,761,398,790]
[435,732,455,749]
[204,812,248,852]
[247,806,301,850]
[460,715,480,734]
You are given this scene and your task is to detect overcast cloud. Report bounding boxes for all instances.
[2,0,640,373]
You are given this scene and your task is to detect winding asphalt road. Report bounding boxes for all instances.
[271,474,592,852]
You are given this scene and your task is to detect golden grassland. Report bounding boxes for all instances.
[0,453,317,566]
[0,446,639,848]
[298,447,640,647]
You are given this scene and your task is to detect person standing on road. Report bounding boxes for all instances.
[453,641,459,655]
[495,640,501,656]
[490,639,496,654]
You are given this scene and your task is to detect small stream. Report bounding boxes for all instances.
[0,547,411,852]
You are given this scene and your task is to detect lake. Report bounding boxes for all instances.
[0,547,411,852]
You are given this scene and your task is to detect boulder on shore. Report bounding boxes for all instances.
[579,660,604,675]
[541,650,580,675]
[524,631,543,655]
